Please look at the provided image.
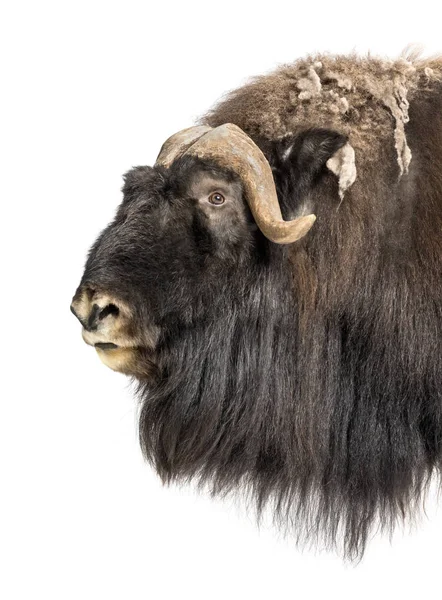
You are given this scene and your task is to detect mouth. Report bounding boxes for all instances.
[94,342,119,351]
[92,341,157,379]
[79,329,134,373]
[84,333,155,378]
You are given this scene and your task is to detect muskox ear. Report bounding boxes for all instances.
[271,128,356,200]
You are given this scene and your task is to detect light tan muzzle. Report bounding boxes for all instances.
[70,286,138,374]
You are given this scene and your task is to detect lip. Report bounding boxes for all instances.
[82,328,122,349]
[94,342,119,351]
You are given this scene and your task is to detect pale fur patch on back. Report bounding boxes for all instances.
[297,63,323,100]
[363,60,414,174]
[326,143,357,200]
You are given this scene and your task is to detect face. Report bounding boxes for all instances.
[71,156,257,378]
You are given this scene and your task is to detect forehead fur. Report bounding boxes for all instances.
[167,155,243,189]
[122,165,164,197]
[123,156,243,200]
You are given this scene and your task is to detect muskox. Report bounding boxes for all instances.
[71,51,442,560]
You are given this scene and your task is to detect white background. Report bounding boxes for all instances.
[1,1,442,598]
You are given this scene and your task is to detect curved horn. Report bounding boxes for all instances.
[156,125,213,168]
[158,123,316,244]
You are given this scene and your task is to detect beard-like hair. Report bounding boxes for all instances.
[137,223,442,561]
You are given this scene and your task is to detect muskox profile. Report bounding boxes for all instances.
[71,51,442,560]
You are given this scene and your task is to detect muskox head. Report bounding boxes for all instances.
[70,124,318,378]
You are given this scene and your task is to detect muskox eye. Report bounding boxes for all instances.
[208,192,225,205]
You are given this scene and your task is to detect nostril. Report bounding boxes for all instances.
[85,303,120,331]
[86,304,101,331]
[98,303,119,320]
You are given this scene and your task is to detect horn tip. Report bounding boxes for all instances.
[273,213,316,245]
[293,213,316,242]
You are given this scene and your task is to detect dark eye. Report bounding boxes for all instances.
[208,192,225,205]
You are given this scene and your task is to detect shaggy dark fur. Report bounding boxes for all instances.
[75,55,442,561]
